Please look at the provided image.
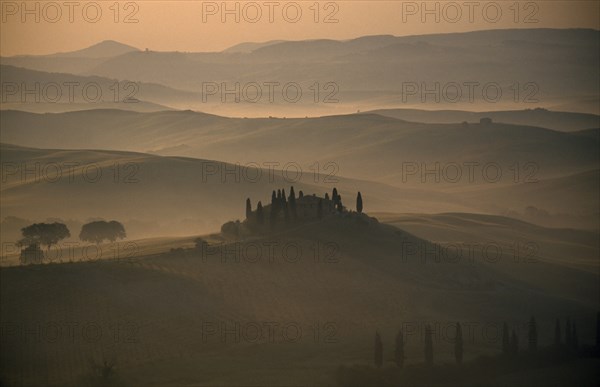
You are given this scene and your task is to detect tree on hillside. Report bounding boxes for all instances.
[246,198,252,220]
[510,330,519,356]
[596,312,600,348]
[502,322,510,355]
[455,322,463,365]
[289,186,297,220]
[19,222,70,251]
[394,329,405,368]
[332,188,339,204]
[374,331,383,368]
[425,324,433,367]
[256,202,264,224]
[554,319,561,347]
[298,190,304,198]
[79,221,126,245]
[336,195,343,213]
[325,193,330,200]
[528,316,537,351]
[270,190,278,225]
[572,322,578,350]
[356,192,363,213]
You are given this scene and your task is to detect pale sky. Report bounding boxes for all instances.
[1,1,599,56]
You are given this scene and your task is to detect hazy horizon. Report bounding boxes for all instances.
[1,1,599,56]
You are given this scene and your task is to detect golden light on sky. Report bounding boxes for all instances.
[1,1,599,56]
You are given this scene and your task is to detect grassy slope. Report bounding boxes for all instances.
[1,214,598,386]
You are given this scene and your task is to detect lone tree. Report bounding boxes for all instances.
[79,221,126,244]
[596,311,600,348]
[510,330,519,356]
[246,198,252,220]
[394,329,405,368]
[424,324,433,367]
[554,318,561,347]
[256,202,264,224]
[502,322,510,355]
[528,316,537,351]
[572,322,578,350]
[374,330,383,368]
[19,222,70,251]
[455,322,463,365]
[356,192,363,213]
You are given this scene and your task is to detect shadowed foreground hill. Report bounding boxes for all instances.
[1,215,598,386]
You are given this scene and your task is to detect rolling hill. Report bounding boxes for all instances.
[0,212,597,386]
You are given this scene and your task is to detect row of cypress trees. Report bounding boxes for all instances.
[374,314,596,368]
[245,187,364,225]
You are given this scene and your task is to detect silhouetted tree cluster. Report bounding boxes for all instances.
[19,222,70,251]
[79,221,126,245]
[374,322,464,370]
[349,314,600,386]
[244,186,364,228]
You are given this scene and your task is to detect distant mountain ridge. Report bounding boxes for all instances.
[2,28,597,114]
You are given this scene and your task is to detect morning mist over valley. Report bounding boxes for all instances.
[0,1,599,386]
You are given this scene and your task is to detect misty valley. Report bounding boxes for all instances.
[1,6,599,387]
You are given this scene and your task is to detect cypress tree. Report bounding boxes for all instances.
[270,190,278,225]
[298,190,304,198]
[256,202,264,224]
[332,188,338,204]
[374,330,383,368]
[356,192,363,213]
[566,318,572,347]
[337,195,343,212]
[596,311,600,348]
[289,186,297,220]
[246,198,252,220]
[425,324,433,367]
[502,322,510,355]
[528,316,537,351]
[455,322,463,365]
[394,329,404,368]
[510,330,518,356]
[572,322,578,350]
